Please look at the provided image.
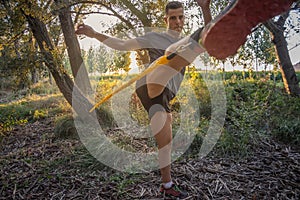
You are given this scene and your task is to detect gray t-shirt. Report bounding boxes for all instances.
[135,31,186,97]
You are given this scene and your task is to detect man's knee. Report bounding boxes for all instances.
[150,111,172,136]
[151,111,172,127]
[147,84,164,99]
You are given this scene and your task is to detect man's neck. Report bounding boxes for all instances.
[166,29,181,39]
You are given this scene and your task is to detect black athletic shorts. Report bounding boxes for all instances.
[135,80,175,119]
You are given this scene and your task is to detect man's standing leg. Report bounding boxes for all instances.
[150,111,173,183]
[151,110,188,198]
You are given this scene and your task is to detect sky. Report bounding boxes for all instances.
[78,13,300,72]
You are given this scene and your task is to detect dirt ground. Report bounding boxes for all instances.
[0,118,299,200]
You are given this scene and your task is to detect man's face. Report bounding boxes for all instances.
[164,8,185,33]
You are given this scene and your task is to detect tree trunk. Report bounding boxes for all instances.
[274,32,300,95]
[264,18,300,96]
[48,68,53,85]
[23,11,116,128]
[55,0,93,96]
[31,67,39,84]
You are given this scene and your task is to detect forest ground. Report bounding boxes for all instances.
[0,83,299,200]
[1,116,299,199]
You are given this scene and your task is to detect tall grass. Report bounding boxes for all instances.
[0,82,71,134]
[1,72,299,157]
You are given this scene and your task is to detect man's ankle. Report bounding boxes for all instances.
[163,180,173,189]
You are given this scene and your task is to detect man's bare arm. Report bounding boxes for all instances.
[75,24,140,51]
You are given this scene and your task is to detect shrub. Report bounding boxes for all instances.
[54,115,79,140]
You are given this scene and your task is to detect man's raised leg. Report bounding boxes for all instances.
[202,0,295,59]
[146,33,206,98]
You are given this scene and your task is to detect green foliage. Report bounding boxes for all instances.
[187,70,212,118]
[268,91,300,144]
[28,81,60,95]
[217,78,300,156]
[219,80,268,156]
[111,51,131,73]
[83,46,113,74]
[101,0,166,36]
[0,0,50,90]
[92,71,300,157]
[33,109,48,120]
[112,174,138,196]
[0,115,27,133]
[0,93,70,134]
[0,102,33,133]
[247,26,277,67]
[129,93,149,125]
[94,77,120,101]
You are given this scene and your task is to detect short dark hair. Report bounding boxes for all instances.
[165,1,184,14]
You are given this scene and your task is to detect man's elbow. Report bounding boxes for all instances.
[118,43,131,51]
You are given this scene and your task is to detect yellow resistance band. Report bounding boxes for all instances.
[89,55,169,112]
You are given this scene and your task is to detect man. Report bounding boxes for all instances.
[76,0,294,198]
[76,0,211,198]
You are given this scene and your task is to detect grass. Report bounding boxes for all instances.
[1,73,300,157]
[0,83,71,134]
[1,73,299,200]
[216,78,300,156]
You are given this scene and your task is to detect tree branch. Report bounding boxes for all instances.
[55,0,140,35]
[70,11,115,16]
[119,0,151,27]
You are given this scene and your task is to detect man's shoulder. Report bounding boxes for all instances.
[143,31,168,38]
[136,31,169,45]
